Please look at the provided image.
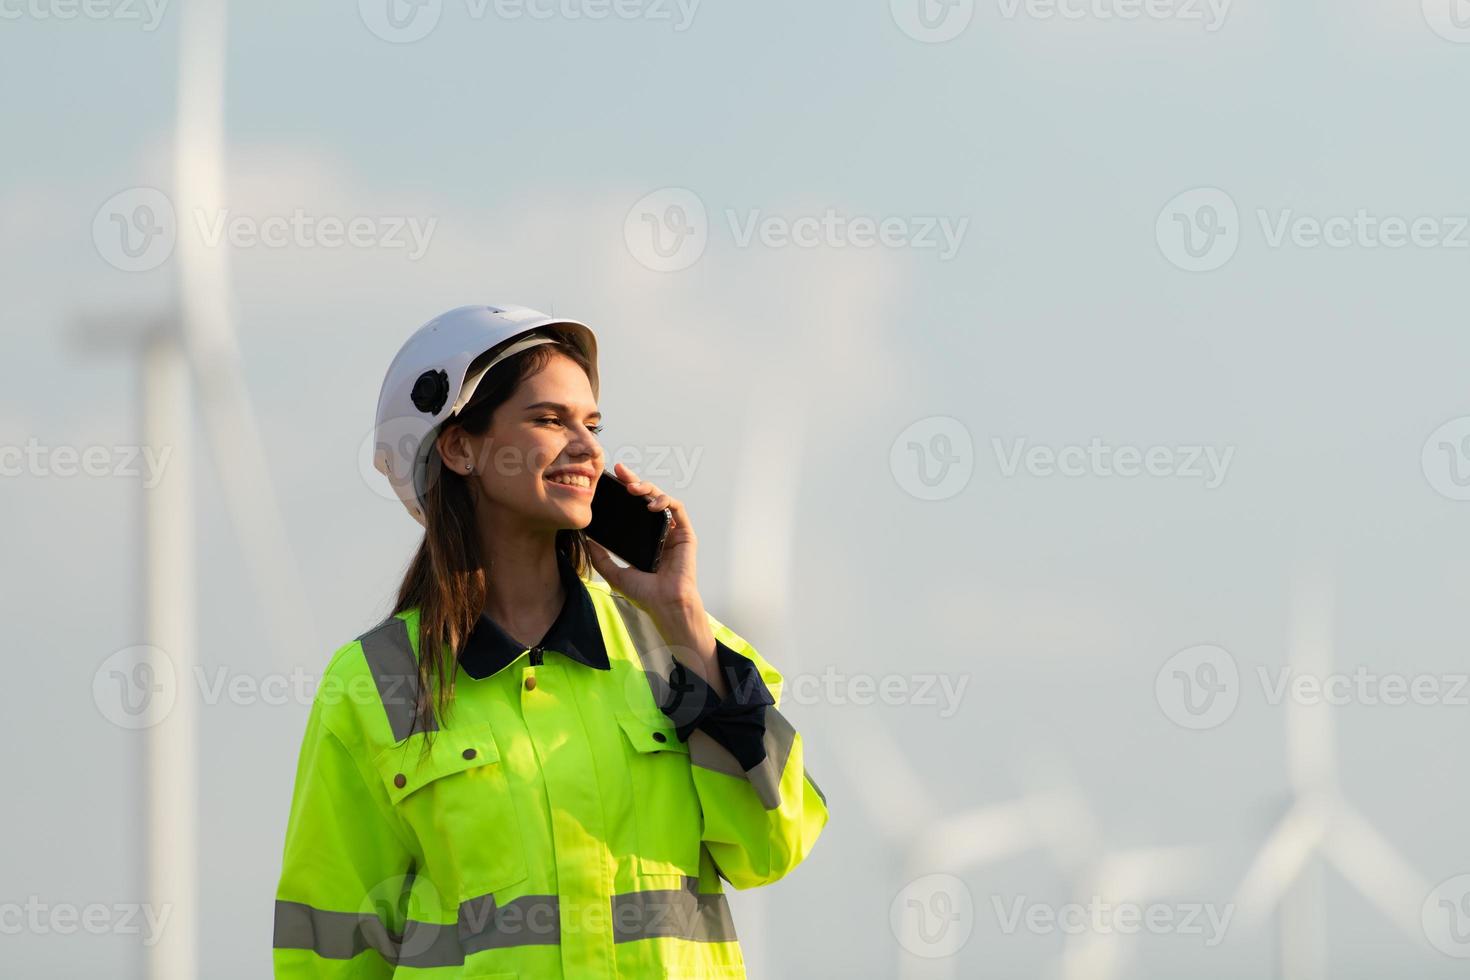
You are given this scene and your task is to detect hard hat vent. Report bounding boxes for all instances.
[411,369,450,415]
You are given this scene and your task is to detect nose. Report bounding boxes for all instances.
[567,422,601,462]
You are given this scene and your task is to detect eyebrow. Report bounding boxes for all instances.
[524,401,602,420]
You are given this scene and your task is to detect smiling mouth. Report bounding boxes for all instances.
[545,473,593,490]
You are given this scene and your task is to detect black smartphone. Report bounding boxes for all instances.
[584,471,673,573]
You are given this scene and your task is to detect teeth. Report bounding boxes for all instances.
[547,473,591,488]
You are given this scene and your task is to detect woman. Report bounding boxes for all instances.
[272,304,829,979]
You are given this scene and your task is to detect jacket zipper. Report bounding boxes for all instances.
[529,644,544,667]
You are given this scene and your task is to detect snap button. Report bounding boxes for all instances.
[525,676,537,691]
[652,732,667,743]
[393,773,407,789]
[462,748,477,760]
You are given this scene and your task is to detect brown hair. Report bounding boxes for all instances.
[392,328,595,739]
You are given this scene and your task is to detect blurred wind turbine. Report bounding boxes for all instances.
[76,0,315,976]
[1231,569,1430,980]
[715,247,894,975]
[1051,844,1217,980]
[833,716,1091,980]
[1029,754,1217,980]
[715,386,808,980]
[173,0,314,664]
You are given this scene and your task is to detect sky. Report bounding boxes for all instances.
[4,0,1470,976]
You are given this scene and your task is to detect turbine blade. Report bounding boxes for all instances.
[1233,799,1331,927]
[910,798,1041,872]
[829,713,934,843]
[1325,804,1431,941]
[173,0,316,664]
[1012,748,1101,873]
[1285,567,1336,795]
[1089,845,1214,901]
[1057,932,1127,980]
[726,396,803,641]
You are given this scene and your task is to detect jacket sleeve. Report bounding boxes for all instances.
[659,615,831,890]
[273,684,418,978]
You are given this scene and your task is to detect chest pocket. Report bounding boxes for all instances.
[374,723,528,903]
[617,711,703,879]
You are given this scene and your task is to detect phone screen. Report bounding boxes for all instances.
[584,471,672,573]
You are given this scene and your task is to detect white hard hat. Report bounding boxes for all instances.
[372,303,599,527]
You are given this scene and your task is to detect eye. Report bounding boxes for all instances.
[536,417,603,434]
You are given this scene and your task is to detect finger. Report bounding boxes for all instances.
[614,461,642,488]
[645,493,671,510]
[663,496,694,536]
[616,463,661,497]
[585,540,626,588]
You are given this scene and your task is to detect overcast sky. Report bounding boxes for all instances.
[5,1,1470,976]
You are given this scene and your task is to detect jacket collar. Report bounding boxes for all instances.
[458,549,610,680]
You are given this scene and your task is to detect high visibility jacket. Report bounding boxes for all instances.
[272,561,830,979]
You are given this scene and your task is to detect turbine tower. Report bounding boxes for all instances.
[80,0,314,975]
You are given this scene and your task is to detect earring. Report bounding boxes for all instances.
[465,463,474,475]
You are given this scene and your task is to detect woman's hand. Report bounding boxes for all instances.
[585,462,721,688]
[585,461,699,608]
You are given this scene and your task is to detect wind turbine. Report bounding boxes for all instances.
[712,246,896,975]
[707,375,809,979]
[1026,753,1217,980]
[832,714,1092,980]
[78,0,316,976]
[1050,843,1217,980]
[830,671,1223,980]
[1231,568,1430,980]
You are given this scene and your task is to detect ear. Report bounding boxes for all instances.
[435,425,473,475]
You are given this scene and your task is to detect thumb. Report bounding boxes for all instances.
[585,540,627,591]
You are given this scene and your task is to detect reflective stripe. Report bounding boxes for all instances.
[610,875,739,944]
[288,880,738,969]
[357,616,436,741]
[610,592,801,811]
[687,708,796,810]
[609,593,679,708]
[457,892,562,956]
[272,900,399,963]
[806,769,828,807]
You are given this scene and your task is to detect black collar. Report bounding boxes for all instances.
[458,549,610,680]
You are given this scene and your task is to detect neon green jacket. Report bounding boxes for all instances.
[273,569,829,978]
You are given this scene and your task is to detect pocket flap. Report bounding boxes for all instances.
[616,711,690,755]
[374,723,503,805]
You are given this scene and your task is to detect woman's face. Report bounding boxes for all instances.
[443,352,604,531]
